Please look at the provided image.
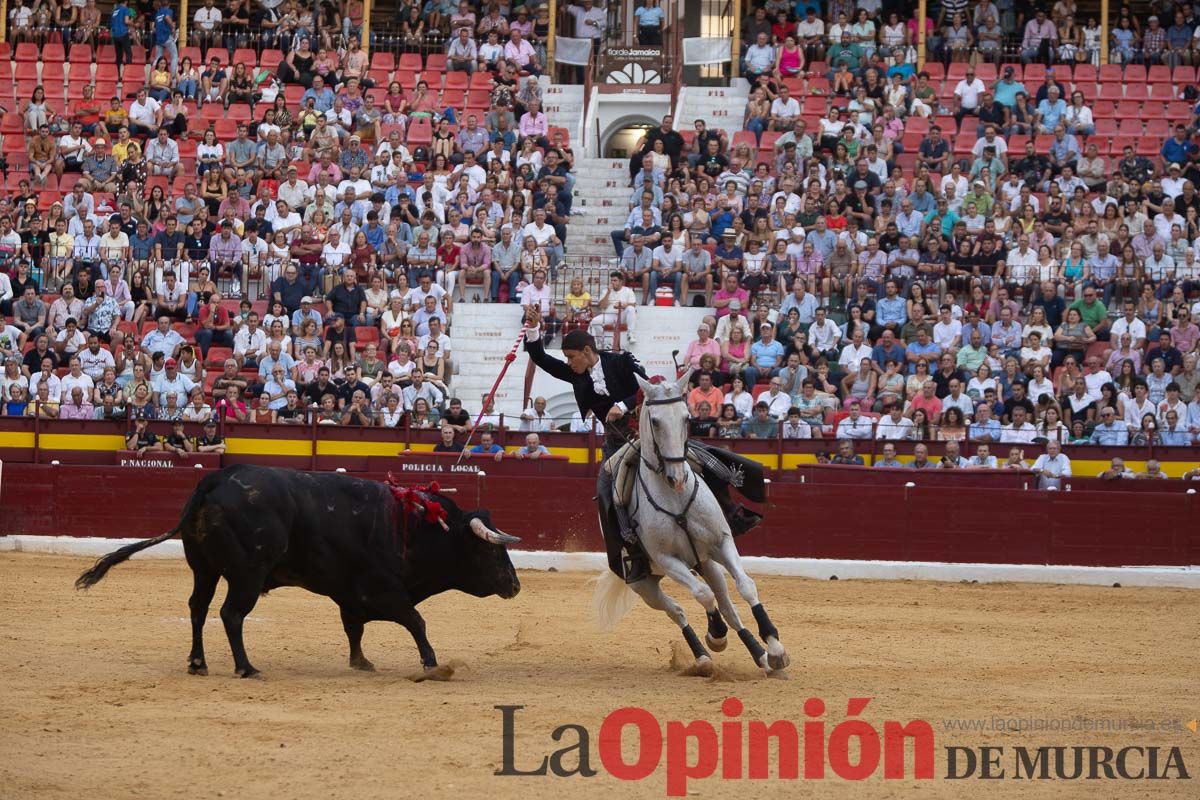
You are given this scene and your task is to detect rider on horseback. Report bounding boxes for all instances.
[522,306,765,583]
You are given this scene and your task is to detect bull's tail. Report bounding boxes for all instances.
[75,471,216,590]
[74,529,179,589]
[590,569,639,632]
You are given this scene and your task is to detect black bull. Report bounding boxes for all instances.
[75,465,521,678]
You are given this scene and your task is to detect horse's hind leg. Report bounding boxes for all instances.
[713,538,790,672]
[630,571,713,676]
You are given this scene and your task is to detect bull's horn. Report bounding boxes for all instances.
[469,518,522,545]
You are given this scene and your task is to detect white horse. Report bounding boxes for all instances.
[592,370,790,676]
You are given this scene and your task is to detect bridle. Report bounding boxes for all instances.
[636,389,702,569]
[641,393,690,476]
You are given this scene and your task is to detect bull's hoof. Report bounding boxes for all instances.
[407,663,455,682]
[705,633,728,652]
[187,659,208,676]
[235,666,261,679]
[691,656,715,678]
[350,656,376,672]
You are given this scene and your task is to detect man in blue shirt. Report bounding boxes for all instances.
[151,0,178,74]
[870,329,907,371]
[301,75,336,113]
[110,0,135,71]
[468,431,506,461]
[743,321,785,386]
[968,403,1001,442]
[991,66,1026,108]
[1089,406,1130,445]
[874,279,907,334]
[1160,124,1197,171]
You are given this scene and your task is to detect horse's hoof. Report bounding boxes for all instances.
[766,637,790,670]
[692,656,715,678]
[187,662,208,676]
[705,634,728,652]
[350,657,376,672]
[235,666,261,679]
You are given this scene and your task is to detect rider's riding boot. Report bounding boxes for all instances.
[727,504,763,536]
[622,537,652,584]
[615,503,651,583]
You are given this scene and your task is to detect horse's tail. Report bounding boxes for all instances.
[590,569,639,632]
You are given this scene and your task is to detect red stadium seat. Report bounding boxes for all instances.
[214,118,238,140]
[1148,83,1177,102]
[408,117,432,146]
[468,71,493,90]
[260,49,283,73]
[1097,64,1122,83]
[95,43,115,63]
[68,43,92,63]
[14,42,38,63]
[1124,83,1148,102]
[1097,83,1123,102]
[1173,65,1197,83]
[1124,64,1147,84]
[1093,118,1117,137]
[923,63,945,82]
[233,49,258,68]
[67,61,93,85]
[95,63,121,83]
[1023,63,1046,83]
[425,54,447,73]
[397,53,422,72]
[1073,64,1096,85]
[1166,102,1191,121]
[0,112,22,136]
[43,42,66,65]
[1147,64,1171,85]
[1146,119,1171,139]
[370,52,395,73]
[227,104,253,123]
[14,62,38,83]
[975,63,996,82]
[395,69,419,90]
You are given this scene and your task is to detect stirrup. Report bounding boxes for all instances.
[622,550,650,584]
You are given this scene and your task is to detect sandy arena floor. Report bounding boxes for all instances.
[1,552,1197,799]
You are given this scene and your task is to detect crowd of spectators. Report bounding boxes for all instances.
[0,0,581,436]
[604,2,1200,456]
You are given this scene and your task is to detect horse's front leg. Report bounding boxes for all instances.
[713,537,790,672]
[633,554,720,676]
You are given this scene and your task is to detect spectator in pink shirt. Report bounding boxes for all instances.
[59,385,95,419]
[686,322,721,369]
[518,98,548,142]
[504,29,540,75]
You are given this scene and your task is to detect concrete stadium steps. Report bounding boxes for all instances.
[675,79,751,133]
[541,81,584,139]
[564,156,631,264]
[447,302,530,418]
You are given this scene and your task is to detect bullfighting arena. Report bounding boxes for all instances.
[2,552,1197,799]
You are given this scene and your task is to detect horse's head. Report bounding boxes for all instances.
[636,369,694,491]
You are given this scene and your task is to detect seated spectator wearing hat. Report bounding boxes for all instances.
[125,416,163,455]
[196,418,227,453]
